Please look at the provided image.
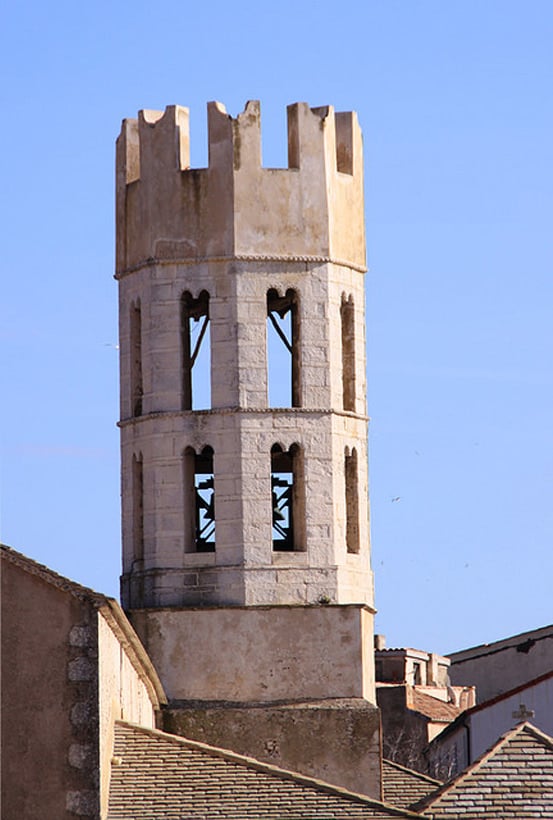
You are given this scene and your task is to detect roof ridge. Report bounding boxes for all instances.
[448,622,553,659]
[382,758,442,786]
[114,720,420,817]
[430,668,553,746]
[1,543,107,604]
[463,667,553,715]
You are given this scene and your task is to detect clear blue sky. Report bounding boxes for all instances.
[1,1,552,655]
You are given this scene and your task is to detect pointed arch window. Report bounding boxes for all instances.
[267,288,300,408]
[184,445,215,552]
[345,446,360,554]
[181,290,211,410]
[130,301,143,416]
[271,443,305,551]
[341,293,356,412]
[132,452,144,563]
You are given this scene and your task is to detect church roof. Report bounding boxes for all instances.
[108,721,419,819]
[381,759,441,810]
[412,721,553,817]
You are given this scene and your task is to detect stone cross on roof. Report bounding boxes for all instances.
[512,703,535,721]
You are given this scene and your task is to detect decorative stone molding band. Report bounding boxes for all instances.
[118,407,370,428]
[115,253,367,280]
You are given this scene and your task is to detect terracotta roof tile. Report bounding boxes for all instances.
[409,690,460,722]
[108,721,418,819]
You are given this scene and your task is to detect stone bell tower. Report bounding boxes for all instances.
[116,100,380,798]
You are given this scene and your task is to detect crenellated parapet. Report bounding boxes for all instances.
[116,101,366,274]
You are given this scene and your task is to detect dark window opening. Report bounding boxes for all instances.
[185,446,215,552]
[181,290,211,410]
[267,288,300,407]
[130,302,143,416]
[271,443,304,551]
[345,447,360,554]
[341,293,356,412]
[132,453,144,563]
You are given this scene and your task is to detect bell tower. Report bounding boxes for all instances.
[116,100,380,798]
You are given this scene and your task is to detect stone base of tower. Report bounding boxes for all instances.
[162,698,381,799]
[129,604,375,701]
[128,603,381,798]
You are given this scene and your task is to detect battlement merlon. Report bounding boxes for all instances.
[116,101,366,273]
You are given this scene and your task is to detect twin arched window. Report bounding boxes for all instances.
[178,443,307,554]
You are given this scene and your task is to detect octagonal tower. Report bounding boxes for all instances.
[116,101,380,799]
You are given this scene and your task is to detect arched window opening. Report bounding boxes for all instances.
[184,446,215,552]
[132,453,144,563]
[271,443,304,551]
[267,289,300,408]
[345,447,360,554]
[341,293,356,412]
[181,290,211,410]
[130,301,143,416]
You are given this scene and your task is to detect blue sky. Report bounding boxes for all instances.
[1,1,552,654]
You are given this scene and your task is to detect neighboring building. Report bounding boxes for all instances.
[1,544,165,820]
[449,622,553,702]
[375,639,475,772]
[414,722,553,818]
[116,99,380,797]
[376,640,451,688]
[425,669,553,779]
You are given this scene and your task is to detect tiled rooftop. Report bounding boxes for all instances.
[381,759,441,810]
[108,721,418,819]
[413,722,553,818]
[409,690,460,723]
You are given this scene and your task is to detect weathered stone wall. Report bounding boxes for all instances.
[377,686,430,775]
[163,699,382,799]
[1,555,100,819]
[129,604,375,703]
[97,609,161,818]
[116,102,365,272]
